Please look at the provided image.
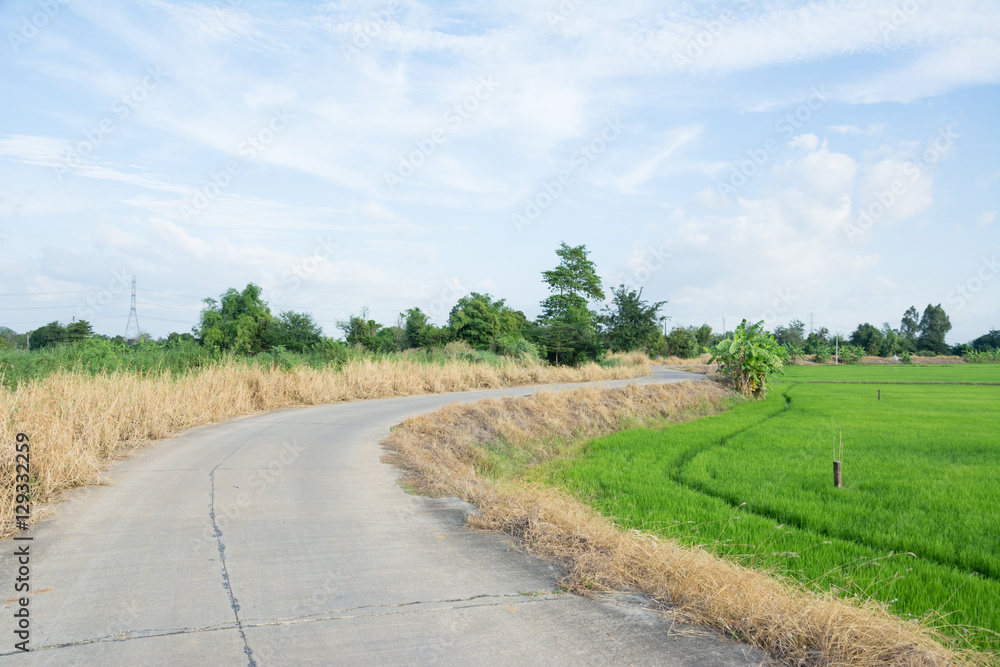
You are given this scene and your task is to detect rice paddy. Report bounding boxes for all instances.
[544,365,1000,649]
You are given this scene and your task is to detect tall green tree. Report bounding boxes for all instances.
[598,285,666,352]
[917,303,951,354]
[539,242,605,322]
[196,283,273,354]
[900,306,920,347]
[535,243,606,365]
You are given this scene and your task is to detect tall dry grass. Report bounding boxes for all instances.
[650,352,714,366]
[383,382,984,666]
[0,355,649,535]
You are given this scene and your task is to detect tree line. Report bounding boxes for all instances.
[3,243,998,364]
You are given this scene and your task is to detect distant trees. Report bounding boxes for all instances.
[663,327,698,358]
[28,321,68,350]
[337,308,398,353]
[266,311,323,352]
[849,322,884,356]
[598,285,666,352]
[971,329,1000,351]
[900,306,920,349]
[917,303,951,354]
[448,293,525,350]
[195,284,273,354]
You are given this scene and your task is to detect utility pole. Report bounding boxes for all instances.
[125,276,141,344]
[810,312,814,334]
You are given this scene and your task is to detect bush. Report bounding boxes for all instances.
[494,335,540,361]
[837,345,865,364]
[963,348,1000,363]
[708,319,786,398]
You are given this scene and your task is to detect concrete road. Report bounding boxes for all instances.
[2,368,768,666]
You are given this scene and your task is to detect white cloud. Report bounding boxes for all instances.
[978,211,996,227]
[789,134,820,150]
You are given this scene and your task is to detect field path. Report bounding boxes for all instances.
[1,367,767,666]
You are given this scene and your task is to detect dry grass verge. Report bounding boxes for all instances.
[383,382,984,666]
[0,355,648,535]
[650,352,714,366]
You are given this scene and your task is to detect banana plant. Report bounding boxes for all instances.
[709,319,787,398]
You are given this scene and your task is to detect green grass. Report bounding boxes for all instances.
[781,363,1000,383]
[535,365,1000,650]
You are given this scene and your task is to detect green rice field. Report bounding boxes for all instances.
[542,364,1000,648]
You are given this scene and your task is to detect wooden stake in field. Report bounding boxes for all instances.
[833,431,843,488]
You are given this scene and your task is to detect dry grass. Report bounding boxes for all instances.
[383,382,987,666]
[650,352,714,366]
[0,355,649,536]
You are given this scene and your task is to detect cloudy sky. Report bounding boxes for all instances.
[1,0,998,343]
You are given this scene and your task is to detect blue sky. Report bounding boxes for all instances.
[1,0,998,343]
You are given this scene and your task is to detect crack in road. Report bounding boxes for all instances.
[209,464,256,667]
[0,593,562,656]
[208,425,275,667]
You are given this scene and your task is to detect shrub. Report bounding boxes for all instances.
[494,335,540,361]
[837,344,865,364]
[708,319,786,398]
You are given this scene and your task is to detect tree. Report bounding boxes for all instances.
[849,322,884,356]
[664,327,698,358]
[772,319,806,348]
[917,303,951,354]
[535,243,606,365]
[539,242,605,322]
[803,327,829,354]
[971,329,1000,351]
[900,306,920,347]
[880,323,904,357]
[448,293,525,350]
[533,307,603,365]
[266,311,323,353]
[598,285,667,352]
[402,308,430,349]
[708,319,787,398]
[195,283,273,354]
[28,321,66,350]
[338,308,387,351]
[692,324,713,350]
[402,308,452,349]
[65,320,94,343]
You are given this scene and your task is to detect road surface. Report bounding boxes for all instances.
[2,367,768,665]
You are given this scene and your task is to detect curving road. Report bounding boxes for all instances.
[2,368,767,666]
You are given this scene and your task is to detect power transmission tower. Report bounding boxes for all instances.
[125,276,141,343]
